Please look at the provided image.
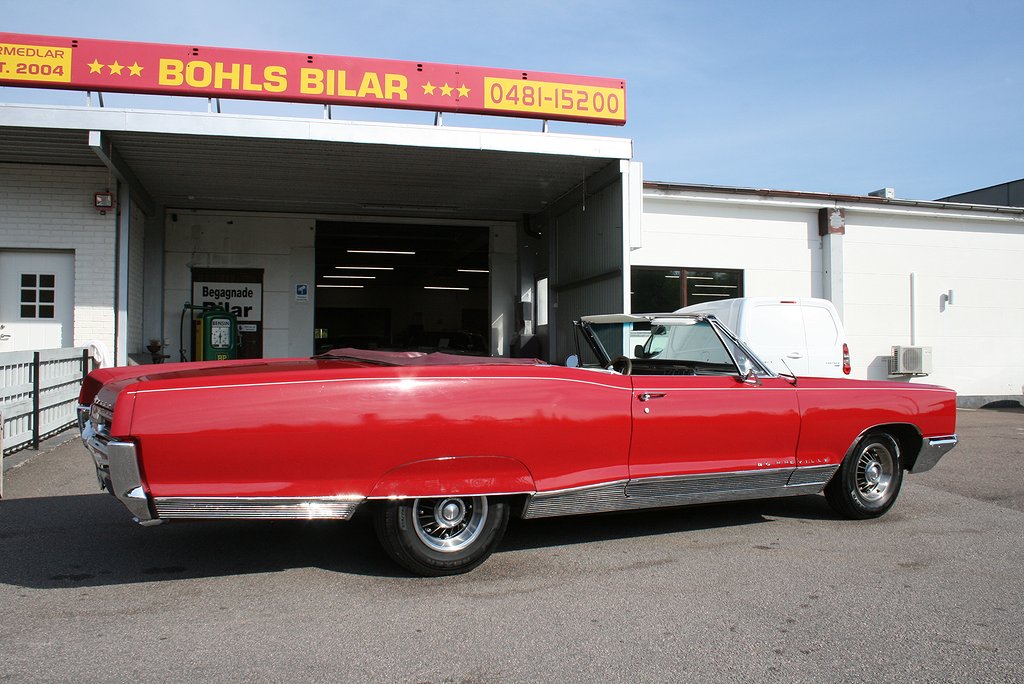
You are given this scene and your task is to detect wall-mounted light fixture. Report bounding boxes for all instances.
[93,191,114,213]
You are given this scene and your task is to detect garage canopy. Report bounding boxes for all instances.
[0,104,633,218]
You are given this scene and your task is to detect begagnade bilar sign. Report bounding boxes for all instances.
[0,33,626,125]
[192,282,262,321]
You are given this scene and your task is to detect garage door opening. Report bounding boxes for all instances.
[314,221,491,355]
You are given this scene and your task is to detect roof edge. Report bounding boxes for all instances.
[643,180,1024,215]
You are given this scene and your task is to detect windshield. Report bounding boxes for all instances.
[578,315,768,376]
[633,320,732,365]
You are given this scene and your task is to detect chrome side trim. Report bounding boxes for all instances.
[367,489,535,500]
[786,464,840,486]
[522,480,629,519]
[153,496,364,520]
[522,465,836,519]
[626,467,794,499]
[910,435,958,474]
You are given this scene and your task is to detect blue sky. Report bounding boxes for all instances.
[3,0,1021,200]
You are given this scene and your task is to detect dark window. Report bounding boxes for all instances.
[19,273,57,319]
[631,266,744,314]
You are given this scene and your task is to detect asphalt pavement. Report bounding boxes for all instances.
[1,408,1021,683]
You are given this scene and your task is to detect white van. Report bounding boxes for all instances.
[675,297,850,378]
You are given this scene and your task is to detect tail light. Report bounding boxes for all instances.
[842,343,851,375]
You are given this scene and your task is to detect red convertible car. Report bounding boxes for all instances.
[78,313,958,576]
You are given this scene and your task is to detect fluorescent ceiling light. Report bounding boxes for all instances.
[324,275,376,279]
[424,286,470,291]
[360,203,458,213]
[694,284,738,289]
[317,284,364,289]
[347,249,416,255]
[686,275,714,280]
[335,266,394,271]
[457,269,489,273]
[664,275,680,279]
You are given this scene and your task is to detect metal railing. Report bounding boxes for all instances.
[1,348,91,456]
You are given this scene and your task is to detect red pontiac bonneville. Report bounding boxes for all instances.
[78,313,958,576]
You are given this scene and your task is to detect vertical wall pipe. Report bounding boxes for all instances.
[909,272,917,346]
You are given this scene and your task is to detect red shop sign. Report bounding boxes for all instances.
[0,33,626,125]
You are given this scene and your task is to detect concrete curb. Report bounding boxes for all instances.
[2,428,79,474]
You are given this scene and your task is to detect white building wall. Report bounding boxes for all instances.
[163,211,315,360]
[636,195,823,298]
[0,163,116,353]
[638,189,1024,403]
[843,209,1024,399]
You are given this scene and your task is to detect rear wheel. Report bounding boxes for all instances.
[373,496,509,576]
[825,431,903,519]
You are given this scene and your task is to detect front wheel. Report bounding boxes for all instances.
[373,496,509,576]
[825,431,904,519]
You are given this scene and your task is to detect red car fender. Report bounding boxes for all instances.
[368,455,536,499]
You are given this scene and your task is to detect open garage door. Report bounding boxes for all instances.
[538,161,641,363]
[314,221,491,355]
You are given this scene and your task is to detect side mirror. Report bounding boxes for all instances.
[634,344,647,359]
[737,367,761,386]
[564,354,580,368]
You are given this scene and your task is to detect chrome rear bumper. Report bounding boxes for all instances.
[79,404,157,524]
[910,435,959,473]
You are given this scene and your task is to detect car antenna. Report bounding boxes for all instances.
[778,358,798,386]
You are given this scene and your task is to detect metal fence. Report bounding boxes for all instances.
[1,348,91,457]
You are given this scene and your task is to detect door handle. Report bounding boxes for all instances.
[638,392,666,402]
[0,334,10,341]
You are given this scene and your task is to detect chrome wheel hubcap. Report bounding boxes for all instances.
[856,443,894,503]
[437,500,466,527]
[413,496,488,553]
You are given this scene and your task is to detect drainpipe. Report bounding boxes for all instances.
[909,272,917,346]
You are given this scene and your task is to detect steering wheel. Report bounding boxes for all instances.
[607,355,633,375]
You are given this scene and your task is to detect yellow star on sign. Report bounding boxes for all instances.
[457,84,471,98]
[87,59,104,74]
[421,81,436,95]
[127,62,144,77]
[108,60,125,76]
[440,82,454,97]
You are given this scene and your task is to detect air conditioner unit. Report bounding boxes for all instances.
[889,345,932,375]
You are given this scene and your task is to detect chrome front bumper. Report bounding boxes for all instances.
[79,404,158,525]
[910,435,959,474]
